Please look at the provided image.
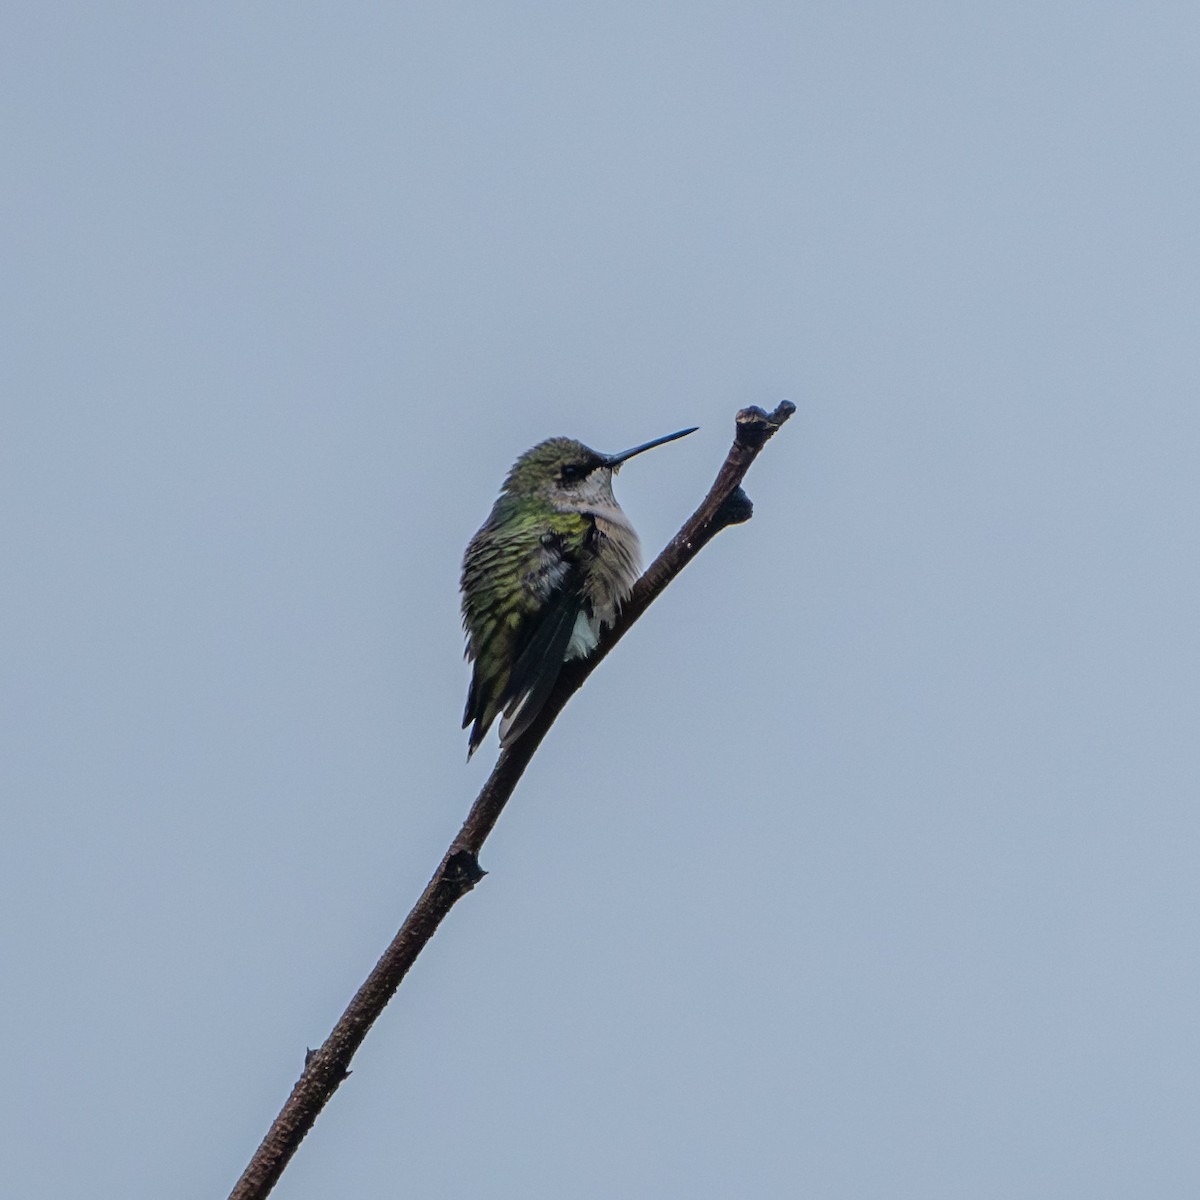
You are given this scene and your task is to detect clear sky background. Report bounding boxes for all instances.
[5,4,1199,1197]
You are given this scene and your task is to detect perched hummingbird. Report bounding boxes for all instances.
[461,426,697,757]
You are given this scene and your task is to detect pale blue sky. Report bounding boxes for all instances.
[4,4,1199,1197]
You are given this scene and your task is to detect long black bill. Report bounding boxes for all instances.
[603,426,698,469]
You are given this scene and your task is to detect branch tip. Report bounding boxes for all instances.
[735,400,796,449]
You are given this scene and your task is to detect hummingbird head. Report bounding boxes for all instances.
[502,428,698,505]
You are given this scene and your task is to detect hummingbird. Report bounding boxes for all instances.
[461,426,697,757]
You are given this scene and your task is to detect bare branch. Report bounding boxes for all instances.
[227,401,795,1200]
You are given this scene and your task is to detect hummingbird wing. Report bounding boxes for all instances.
[496,573,581,748]
[462,522,588,757]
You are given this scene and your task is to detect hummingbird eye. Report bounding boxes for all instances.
[560,462,590,483]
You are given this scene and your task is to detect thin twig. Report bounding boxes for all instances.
[227,401,795,1200]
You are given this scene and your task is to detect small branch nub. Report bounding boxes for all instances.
[716,487,754,527]
[443,847,487,889]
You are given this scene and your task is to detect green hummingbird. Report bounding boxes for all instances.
[461,426,697,757]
